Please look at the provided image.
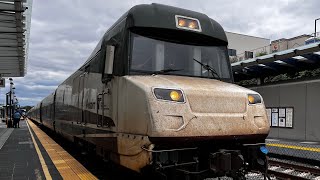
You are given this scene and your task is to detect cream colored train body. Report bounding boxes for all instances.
[28,3,270,179]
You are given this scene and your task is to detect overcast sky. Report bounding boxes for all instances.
[0,0,319,106]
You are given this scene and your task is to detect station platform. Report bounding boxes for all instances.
[0,119,97,180]
[266,138,320,161]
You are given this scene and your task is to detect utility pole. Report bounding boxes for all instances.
[6,92,9,126]
[315,18,320,43]
[7,78,14,128]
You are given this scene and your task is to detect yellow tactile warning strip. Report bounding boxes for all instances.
[267,143,320,153]
[26,120,53,180]
[27,120,98,180]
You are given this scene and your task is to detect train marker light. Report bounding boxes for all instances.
[175,15,201,32]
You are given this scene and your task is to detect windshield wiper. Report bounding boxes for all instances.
[193,58,221,80]
[151,68,183,75]
[131,68,183,75]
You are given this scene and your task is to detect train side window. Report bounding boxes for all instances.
[89,52,102,73]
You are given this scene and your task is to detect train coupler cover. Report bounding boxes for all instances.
[209,150,244,175]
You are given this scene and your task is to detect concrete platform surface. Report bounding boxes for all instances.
[0,120,47,179]
[0,120,97,180]
[266,138,320,161]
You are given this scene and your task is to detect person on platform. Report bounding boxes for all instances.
[13,111,21,128]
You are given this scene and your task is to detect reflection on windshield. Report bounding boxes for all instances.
[130,33,231,80]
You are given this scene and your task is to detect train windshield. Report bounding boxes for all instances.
[130,33,232,81]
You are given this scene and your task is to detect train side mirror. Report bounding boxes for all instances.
[103,45,115,83]
[104,45,115,75]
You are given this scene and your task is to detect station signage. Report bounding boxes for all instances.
[266,107,293,128]
[0,78,5,87]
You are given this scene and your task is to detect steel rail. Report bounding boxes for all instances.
[267,159,320,180]
[269,159,320,176]
[267,169,310,180]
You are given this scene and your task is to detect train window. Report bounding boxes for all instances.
[130,33,232,80]
[131,36,156,71]
[89,52,102,73]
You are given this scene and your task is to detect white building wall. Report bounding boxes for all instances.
[226,31,270,61]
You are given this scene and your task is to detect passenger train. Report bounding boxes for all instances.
[28,4,270,179]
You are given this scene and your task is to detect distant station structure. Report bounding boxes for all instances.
[232,42,320,82]
[231,34,320,142]
[0,0,32,78]
[0,0,32,125]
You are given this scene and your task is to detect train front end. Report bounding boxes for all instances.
[109,4,270,179]
[120,74,270,178]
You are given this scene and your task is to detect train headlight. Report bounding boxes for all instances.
[154,88,184,102]
[248,94,262,104]
[170,90,181,101]
[178,19,186,27]
[188,21,197,29]
[175,15,201,32]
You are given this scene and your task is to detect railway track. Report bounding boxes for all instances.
[33,121,320,180]
[267,158,320,180]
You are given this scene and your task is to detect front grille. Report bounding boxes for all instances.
[187,93,246,113]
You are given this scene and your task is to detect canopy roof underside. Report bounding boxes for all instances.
[232,42,320,82]
[0,0,31,77]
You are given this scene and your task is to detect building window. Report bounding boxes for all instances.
[228,49,237,56]
[244,51,253,59]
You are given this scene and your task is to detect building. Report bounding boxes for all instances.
[270,34,312,53]
[231,40,320,141]
[226,32,318,63]
[226,31,270,62]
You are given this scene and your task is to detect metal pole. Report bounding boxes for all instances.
[6,93,8,126]
[9,91,12,123]
[8,78,13,127]
[315,18,320,43]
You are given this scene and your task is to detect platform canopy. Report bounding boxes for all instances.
[232,42,320,82]
[0,0,32,77]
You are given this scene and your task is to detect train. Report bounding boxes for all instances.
[28,3,270,179]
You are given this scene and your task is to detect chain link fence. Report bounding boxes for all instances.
[266,139,320,162]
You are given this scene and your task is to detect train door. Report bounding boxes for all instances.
[53,90,57,131]
[39,102,43,123]
[74,75,81,124]
[96,90,103,127]
[77,74,84,124]
[96,83,112,127]
[97,45,115,127]
[79,67,89,124]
